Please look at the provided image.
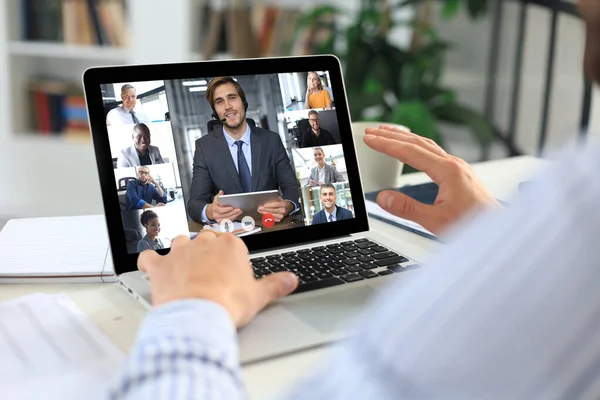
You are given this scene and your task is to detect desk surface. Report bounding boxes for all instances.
[0,155,545,400]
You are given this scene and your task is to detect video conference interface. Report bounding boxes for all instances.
[100,71,356,254]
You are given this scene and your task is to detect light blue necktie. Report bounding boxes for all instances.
[234,141,252,192]
[329,214,334,222]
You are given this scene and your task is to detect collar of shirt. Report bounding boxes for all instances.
[223,123,251,148]
[325,206,337,221]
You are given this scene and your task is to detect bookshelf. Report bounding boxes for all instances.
[0,0,200,218]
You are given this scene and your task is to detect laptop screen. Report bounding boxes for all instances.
[100,71,361,254]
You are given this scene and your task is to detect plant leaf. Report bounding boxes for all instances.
[442,0,461,18]
[466,0,489,18]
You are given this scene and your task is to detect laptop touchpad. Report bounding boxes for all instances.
[284,285,375,334]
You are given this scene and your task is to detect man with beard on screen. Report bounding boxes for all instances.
[187,76,300,224]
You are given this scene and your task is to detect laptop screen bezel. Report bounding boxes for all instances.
[83,55,370,275]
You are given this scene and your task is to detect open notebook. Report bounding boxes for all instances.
[0,215,116,283]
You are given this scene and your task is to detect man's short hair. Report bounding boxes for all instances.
[140,210,158,226]
[121,84,136,94]
[137,166,149,173]
[308,110,319,118]
[205,76,247,111]
[313,147,324,155]
[133,123,150,137]
[320,183,336,194]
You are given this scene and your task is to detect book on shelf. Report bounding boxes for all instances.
[28,79,90,139]
[20,0,127,47]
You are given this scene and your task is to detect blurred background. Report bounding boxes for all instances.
[0,0,596,224]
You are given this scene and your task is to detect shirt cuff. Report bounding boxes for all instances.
[201,204,214,223]
[135,299,238,362]
[285,199,300,215]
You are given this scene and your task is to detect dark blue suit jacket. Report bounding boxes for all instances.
[311,206,353,225]
[188,125,300,222]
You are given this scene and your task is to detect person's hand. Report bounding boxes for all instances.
[257,197,294,222]
[206,190,242,223]
[363,125,500,235]
[138,232,299,328]
[156,202,165,207]
[148,175,157,185]
[308,179,317,186]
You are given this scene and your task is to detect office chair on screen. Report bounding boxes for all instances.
[118,177,137,211]
[206,118,256,134]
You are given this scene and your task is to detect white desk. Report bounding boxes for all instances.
[0,155,545,400]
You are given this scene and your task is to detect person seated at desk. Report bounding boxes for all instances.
[300,110,336,148]
[305,71,332,110]
[305,147,344,186]
[126,166,167,211]
[312,184,353,225]
[117,123,165,168]
[188,76,299,224]
[106,84,150,126]
[137,210,164,252]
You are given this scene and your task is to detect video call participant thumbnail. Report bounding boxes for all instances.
[117,123,165,168]
[305,71,332,110]
[300,110,336,148]
[106,84,150,126]
[305,147,344,186]
[137,210,164,252]
[126,166,167,211]
[188,76,300,224]
[311,184,353,225]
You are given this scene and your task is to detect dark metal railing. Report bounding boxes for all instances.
[484,0,591,157]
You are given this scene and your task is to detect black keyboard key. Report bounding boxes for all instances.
[341,245,356,252]
[302,275,318,282]
[252,261,270,269]
[355,242,376,249]
[345,251,361,259]
[357,248,375,256]
[342,258,360,266]
[298,253,314,261]
[354,238,369,243]
[282,251,297,256]
[297,249,312,254]
[331,269,347,276]
[378,270,394,276]
[313,246,326,251]
[356,256,373,263]
[361,263,379,270]
[313,265,330,273]
[327,247,344,254]
[375,256,408,267]
[372,246,389,253]
[269,265,288,272]
[292,277,345,294]
[313,250,329,258]
[341,273,364,283]
[316,271,333,279]
[329,262,346,270]
[326,244,341,249]
[251,257,266,262]
[341,240,355,245]
[345,265,363,273]
[268,258,284,266]
[371,251,398,260]
[329,253,347,261]
[254,268,270,276]
[295,267,313,276]
[359,270,378,279]
[266,255,282,260]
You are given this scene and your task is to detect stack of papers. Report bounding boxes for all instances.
[1,293,124,399]
[0,215,116,283]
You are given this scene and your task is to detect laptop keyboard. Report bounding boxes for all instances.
[250,238,420,295]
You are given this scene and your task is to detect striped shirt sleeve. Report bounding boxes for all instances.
[109,300,244,400]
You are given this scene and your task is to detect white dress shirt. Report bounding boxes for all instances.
[106,105,150,125]
[111,142,600,400]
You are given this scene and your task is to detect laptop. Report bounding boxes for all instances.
[83,55,421,364]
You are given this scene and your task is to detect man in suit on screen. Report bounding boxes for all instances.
[187,76,300,224]
[311,184,353,225]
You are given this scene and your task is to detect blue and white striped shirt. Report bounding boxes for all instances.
[111,143,600,399]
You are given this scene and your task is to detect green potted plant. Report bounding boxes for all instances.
[288,0,494,166]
